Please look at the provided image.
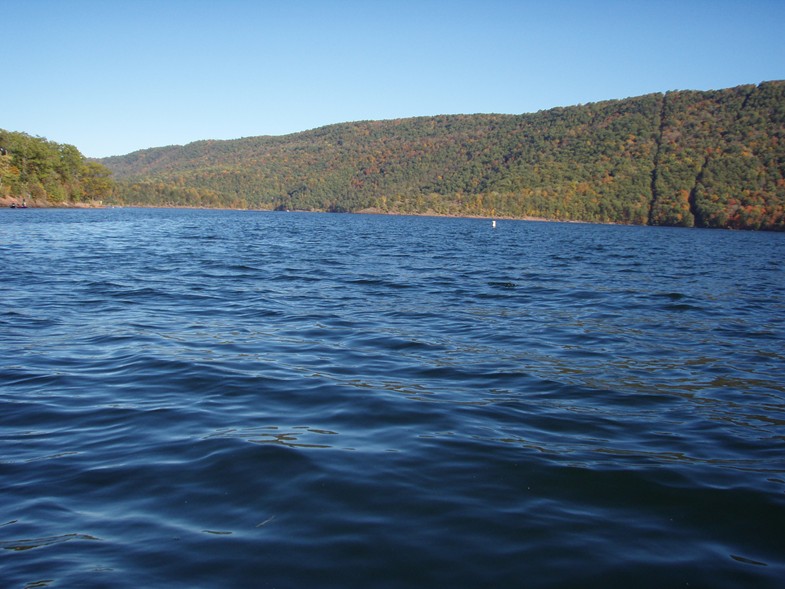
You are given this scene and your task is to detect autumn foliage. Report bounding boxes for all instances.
[103,82,785,230]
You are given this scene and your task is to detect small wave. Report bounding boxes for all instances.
[1,533,101,552]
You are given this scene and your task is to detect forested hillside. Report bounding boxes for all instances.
[102,81,785,230]
[0,130,113,207]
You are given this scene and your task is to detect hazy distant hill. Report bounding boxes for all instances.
[101,81,785,230]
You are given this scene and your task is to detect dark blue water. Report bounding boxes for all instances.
[2,208,784,588]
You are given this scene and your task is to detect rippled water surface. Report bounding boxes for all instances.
[2,208,784,588]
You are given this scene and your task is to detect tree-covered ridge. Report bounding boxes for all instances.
[650,82,785,229]
[103,81,785,230]
[0,130,113,206]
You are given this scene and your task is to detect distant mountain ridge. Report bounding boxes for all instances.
[101,81,785,230]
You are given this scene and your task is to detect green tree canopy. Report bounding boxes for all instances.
[0,130,114,205]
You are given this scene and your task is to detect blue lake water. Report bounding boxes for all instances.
[1,207,784,588]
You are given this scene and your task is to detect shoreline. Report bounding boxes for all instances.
[107,203,627,226]
[7,200,775,231]
[93,202,588,224]
[0,195,105,209]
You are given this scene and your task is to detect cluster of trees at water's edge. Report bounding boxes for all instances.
[0,130,114,206]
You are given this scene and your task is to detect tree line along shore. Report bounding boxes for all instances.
[0,132,112,208]
[4,81,784,230]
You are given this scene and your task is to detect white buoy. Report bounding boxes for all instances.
[492,219,497,229]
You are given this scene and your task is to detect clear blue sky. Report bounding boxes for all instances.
[4,0,784,158]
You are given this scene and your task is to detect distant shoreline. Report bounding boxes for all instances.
[0,196,104,209]
[0,200,740,230]
[81,202,632,227]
